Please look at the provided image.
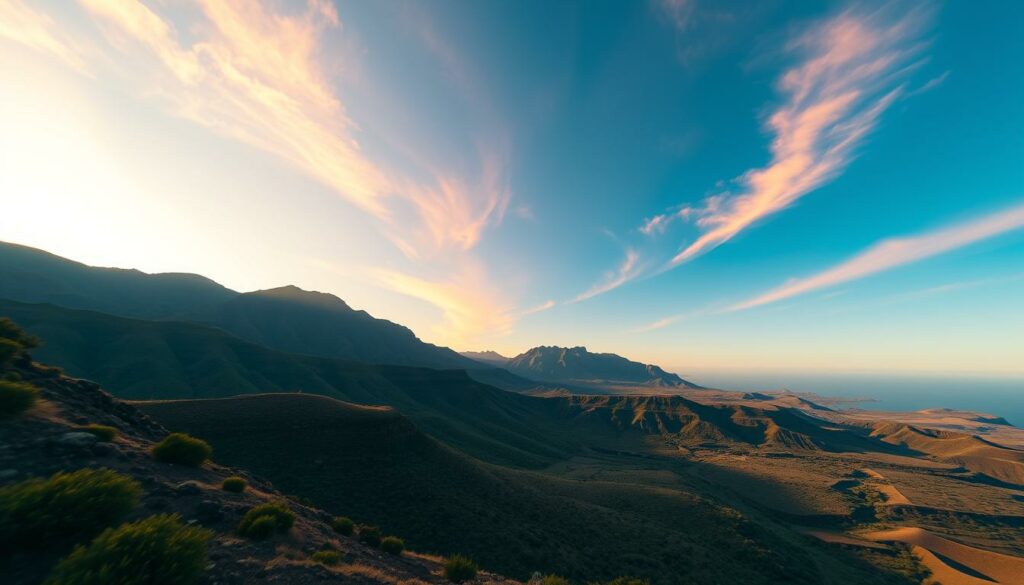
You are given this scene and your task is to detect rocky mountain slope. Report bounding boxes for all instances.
[501,346,701,391]
[0,242,475,369]
[1,352,513,585]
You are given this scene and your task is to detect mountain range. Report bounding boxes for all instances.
[3,240,1023,585]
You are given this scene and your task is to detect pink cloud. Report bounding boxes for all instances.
[729,202,1024,311]
[671,8,927,266]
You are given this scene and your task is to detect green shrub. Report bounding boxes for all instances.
[0,468,141,545]
[311,550,340,566]
[152,433,211,467]
[380,536,404,555]
[44,514,210,585]
[237,502,295,539]
[331,516,354,536]
[0,380,38,416]
[0,318,39,366]
[221,477,247,493]
[79,424,118,442]
[357,524,381,547]
[444,555,477,583]
[542,576,570,585]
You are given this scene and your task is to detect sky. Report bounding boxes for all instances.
[1,0,1022,378]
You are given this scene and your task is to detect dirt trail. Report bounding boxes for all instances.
[862,527,1024,584]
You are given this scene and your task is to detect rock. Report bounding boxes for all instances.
[56,431,98,449]
[176,480,203,496]
[196,500,223,523]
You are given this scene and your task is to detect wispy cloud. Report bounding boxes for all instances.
[640,206,694,236]
[0,0,89,74]
[729,202,1024,312]
[369,265,515,345]
[671,7,928,266]
[573,249,641,302]
[520,299,556,316]
[70,0,506,258]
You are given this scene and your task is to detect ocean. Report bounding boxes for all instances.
[678,369,1024,427]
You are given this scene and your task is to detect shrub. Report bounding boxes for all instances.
[357,524,381,547]
[79,424,118,442]
[311,550,340,566]
[0,380,38,416]
[0,468,141,545]
[444,555,478,583]
[237,502,295,539]
[541,577,570,585]
[603,579,649,585]
[0,318,39,366]
[44,514,211,585]
[152,433,211,467]
[331,516,354,536]
[380,536,404,555]
[221,477,247,493]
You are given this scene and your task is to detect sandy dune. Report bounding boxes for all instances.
[862,527,1024,584]
[802,529,888,550]
[860,468,913,505]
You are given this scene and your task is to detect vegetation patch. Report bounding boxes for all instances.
[221,477,247,493]
[0,317,39,366]
[78,424,118,442]
[152,433,211,467]
[444,555,478,583]
[0,380,38,417]
[44,514,211,585]
[331,516,354,536]
[0,468,141,545]
[311,550,340,566]
[237,502,295,539]
[380,535,404,555]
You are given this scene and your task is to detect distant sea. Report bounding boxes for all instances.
[678,369,1024,427]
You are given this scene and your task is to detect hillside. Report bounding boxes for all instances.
[870,423,1024,485]
[503,346,701,392]
[0,299,577,468]
[136,393,915,585]
[0,241,475,369]
[0,349,511,585]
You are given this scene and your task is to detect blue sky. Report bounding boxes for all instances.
[1,0,1022,376]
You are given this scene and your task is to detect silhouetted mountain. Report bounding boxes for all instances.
[0,241,475,369]
[504,345,701,390]
[460,350,510,367]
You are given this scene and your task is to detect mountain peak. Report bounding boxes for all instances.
[504,345,701,390]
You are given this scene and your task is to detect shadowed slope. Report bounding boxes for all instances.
[137,393,914,585]
[871,423,1024,485]
[0,241,475,369]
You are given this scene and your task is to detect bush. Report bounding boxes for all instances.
[444,555,478,583]
[541,577,570,585]
[603,579,649,585]
[0,318,39,366]
[311,550,340,565]
[0,468,141,545]
[221,477,247,493]
[44,514,211,585]
[0,380,38,416]
[331,516,354,536]
[79,424,118,442]
[237,502,295,539]
[357,524,381,547]
[152,433,211,467]
[380,536,404,555]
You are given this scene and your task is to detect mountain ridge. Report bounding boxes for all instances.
[0,241,476,369]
